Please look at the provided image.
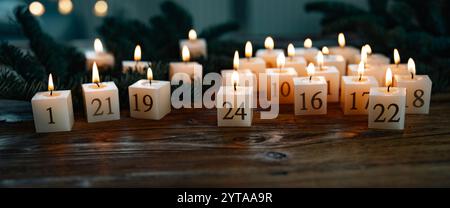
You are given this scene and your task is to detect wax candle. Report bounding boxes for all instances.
[82,62,120,123]
[222,51,257,108]
[294,38,319,63]
[256,36,283,68]
[285,43,307,76]
[85,38,115,70]
[266,53,298,104]
[217,71,253,127]
[293,63,327,115]
[179,29,207,58]
[394,58,432,114]
[368,68,406,130]
[122,45,152,74]
[354,44,390,66]
[314,52,340,102]
[31,74,74,132]
[239,41,266,76]
[128,68,171,120]
[388,48,408,77]
[340,62,379,115]
[329,33,360,64]
[169,46,203,83]
[314,46,346,76]
[348,52,386,86]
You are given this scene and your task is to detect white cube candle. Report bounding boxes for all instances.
[389,49,409,79]
[221,69,257,108]
[32,88,74,133]
[314,54,346,76]
[341,76,378,115]
[255,37,283,68]
[348,64,386,86]
[293,76,327,115]
[394,60,432,114]
[295,47,319,63]
[121,45,151,74]
[85,38,115,70]
[314,60,340,102]
[179,29,207,58]
[354,53,390,66]
[128,79,171,120]
[329,33,360,64]
[239,57,266,75]
[266,67,298,104]
[82,66,120,125]
[169,46,203,82]
[217,86,253,127]
[286,56,307,76]
[368,87,406,130]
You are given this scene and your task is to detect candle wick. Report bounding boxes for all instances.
[309,76,312,81]
[234,82,237,91]
[50,90,53,96]
[359,74,362,81]
[388,85,391,93]
[411,72,414,80]
[96,82,100,88]
[135,61,138,72]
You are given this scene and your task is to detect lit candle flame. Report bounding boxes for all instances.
[48,73,54,92]
[385,67,393,89]
[264,36,274,50]
[58,0,73,15]
[92,62,100,84]
[357,61,365,81]
[245,41,253,58]
[338,33,346,48]
[394,48,400,65]
[94,38,104,53]
[276,53,285,69]
[134,45,141,62]
[408,58,416,79]
[188,29,197,41]
[231,70,239,91]
[233,51,239,70]
[361,46,368,66]
[29,1,45,16]
[307,63,315,80]
[287,43,295,57]
[317,51,324,70]
[364,44,372,55]
[147,67,153,83]
[94,0,108,17]
[322,46,329,55]
[182,45,190,62]
[304,38,312,49]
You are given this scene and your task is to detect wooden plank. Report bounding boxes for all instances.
[0,93,450,187]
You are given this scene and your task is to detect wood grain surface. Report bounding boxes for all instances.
[1,93,450,187]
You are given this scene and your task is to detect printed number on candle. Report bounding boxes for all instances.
[133,94,153,112]
[413,89,424,108]
[46,107,55,124]
[222,102,247,120]
[350,92,370,110]
[300,91,323,110]
[373,104,400,123]
[280,82,291,97]
[92,97,113,116]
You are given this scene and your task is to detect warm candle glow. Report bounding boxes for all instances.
[92,62,100,84]
[188,29,197,41]
[182,45,190,62]
[338,33,346,48]
[357,61,365,80]
[394,48,400,65]
[94,0,108,17]
[48,73,54,92]
[307,63,315,78]
[287,43,295,57]
[58,0,73,15]
[29,1,45,16]
[385,67,393,88]
[361,46,368,66]
[94,38,104,53]
[233,51,239,70]
[147,67,153,81]
[304,38,312,49]
[245,41,253,58]
[134,45,142,62]
[264,36,274,50]
[317,51,324,70]
[276,53,285,69]
[408,58,416,79]
[231,70,239,91]
[322,46,329,55]
[364,44,372,55]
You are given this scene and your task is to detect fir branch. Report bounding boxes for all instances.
[0,42,46,81]
[200,22,240,41]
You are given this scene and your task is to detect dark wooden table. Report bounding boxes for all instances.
[1,93,450,188]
